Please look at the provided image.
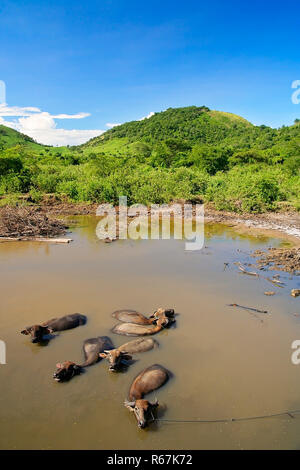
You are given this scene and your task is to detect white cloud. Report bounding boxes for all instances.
[18,112,56,131]
[0,104,42,117]
[139,111,155,121]
[0,104,103,146]
[0,103,156,146]
[52,112,91,119]
[20,128,104,147]
[106,122,121,128]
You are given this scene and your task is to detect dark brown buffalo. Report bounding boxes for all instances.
[99,338,158,371]
[112,308,175,326]
[21,313,87,343]
[53,336,113,382]
[125,364,169,428]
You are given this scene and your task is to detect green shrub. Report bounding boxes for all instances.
[0,155,23,174]
[29,188,43,203]
[205,167,284,213]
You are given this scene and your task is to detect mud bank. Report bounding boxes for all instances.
[251,247,300,274]
[204,208,300,246]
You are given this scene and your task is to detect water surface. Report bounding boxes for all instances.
[0,217,300,450]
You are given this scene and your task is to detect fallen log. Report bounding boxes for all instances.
[235,262,259,277]
[234,262,285,288]
[265,276,285,288]
[0,237,72,243]
[227,303,268,314]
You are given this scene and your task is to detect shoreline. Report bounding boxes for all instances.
[1,203,299,273]
[1,203,300,246]
[204,208,300,247]
[37,203,300,247]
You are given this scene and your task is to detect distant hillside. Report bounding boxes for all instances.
[1,107,299,156]
[0,125,42,150]
[83,106,256,148]
[81,106,299,160]
[0,106,299,213]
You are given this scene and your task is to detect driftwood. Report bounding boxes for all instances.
[0,206,67,239]
[0,237,72,243]
[227,303,268,314]
[264,276,285,288]
[235,262,259,277]
[227,303,267,323]
[253,247,300,275]
[234,262,285,288]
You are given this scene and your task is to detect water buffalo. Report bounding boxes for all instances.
[112,308,175,326]
[21,313,87,343]
[99,338,158,371]
[53,336,114,382]
[111,317,167,337]
[124,364,169,428]
[151,308,175,324]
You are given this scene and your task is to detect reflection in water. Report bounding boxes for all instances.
[0,217,299,450]
[66,215,287,247]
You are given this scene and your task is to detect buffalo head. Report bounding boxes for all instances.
[21,325,54,343]
[151,308,175,326]
[99,349,132,371]
[124,398,159,428]
[53,361,81,382]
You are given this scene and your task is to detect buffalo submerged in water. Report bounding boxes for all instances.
[21,313,87,343]
[125,364,170,428]
[53,336,114,382]
[100,337,158,371]
[112,308,175,326]
[111,317,169,337]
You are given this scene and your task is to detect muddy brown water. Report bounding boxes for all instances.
[1,216,300,450]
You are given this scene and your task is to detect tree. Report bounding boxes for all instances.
[188,145,230,174]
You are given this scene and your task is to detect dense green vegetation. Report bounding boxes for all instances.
[0,106,299,212]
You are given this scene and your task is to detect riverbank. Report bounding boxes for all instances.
[1,203,300,271]
[1,202,300,242]
[9,201,299,244]
[204,207,300,247]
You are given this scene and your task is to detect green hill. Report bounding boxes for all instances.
[83,106,255,150]
[0,125,42,150]
[0,106,299,213]
[81,106,299,165]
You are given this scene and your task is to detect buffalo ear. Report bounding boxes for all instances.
[21,329,30,335]
[124,400,135,410]
[150,399,159,409]
[99,352,107,359]
[56,363,63,369]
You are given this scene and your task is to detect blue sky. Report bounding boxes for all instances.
[0,0,299,145]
